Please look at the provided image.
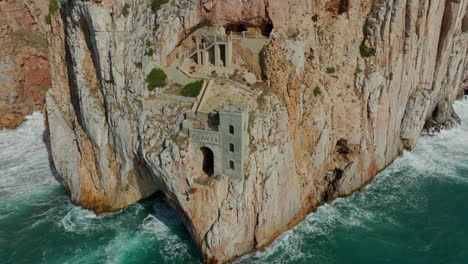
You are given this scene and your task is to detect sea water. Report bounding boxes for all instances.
[1,98,467,264]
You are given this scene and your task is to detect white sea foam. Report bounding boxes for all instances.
[0,113,58,203]
[140,199,195,262]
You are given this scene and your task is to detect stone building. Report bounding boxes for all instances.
[183,106,248,180]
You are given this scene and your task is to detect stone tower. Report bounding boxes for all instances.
[219,106,248,180]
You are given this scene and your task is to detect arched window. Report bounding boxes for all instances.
[229,160,235,170]
[229,125,234,135]
[229,144,234,152]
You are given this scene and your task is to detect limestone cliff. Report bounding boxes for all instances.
[0,0,51,129]
[44,0,468,263]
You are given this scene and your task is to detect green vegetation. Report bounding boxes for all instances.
[388,72,394,81]
[144,48,154,57]
[45,1,60,25]
[151,0,169,13]
[146,39,152,47]
[360,44,376,58]
[362,21,370,36]
[326,67,336,74]
[313,86,322,96]
[135,62,143,69]
[180,80,204,97]
[121,3,130,17]
[40,85,50,92]
[145,68,167,91]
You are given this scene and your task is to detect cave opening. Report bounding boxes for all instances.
[465,89,468,95]
[326,0,350,15]
[225,23,247,35]
[261,23,273,37]
[200,147,214,176]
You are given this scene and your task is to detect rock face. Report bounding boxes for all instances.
[0,0,51,129]
[45,0,468,263]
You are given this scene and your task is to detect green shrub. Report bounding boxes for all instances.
[135,62,143,69]
[145,68,167,91]
[360,44,376,58]
[151,0,169,13]
[144,48,154,57]
[326,67,336,74]
[180,80,204,97]
[313,86,321,96]
[45,1,60,25]
[122,3,130,17]
[146,39,152,47]
[388,72,394,81]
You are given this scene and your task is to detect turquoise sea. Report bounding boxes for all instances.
[1,98,467,264]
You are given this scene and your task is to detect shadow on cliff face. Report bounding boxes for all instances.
[42,119,63,186]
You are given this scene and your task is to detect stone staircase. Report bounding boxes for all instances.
[162,65,198,86]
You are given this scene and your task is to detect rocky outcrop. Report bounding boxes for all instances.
[44,0,468,263]
[0,0,51,129]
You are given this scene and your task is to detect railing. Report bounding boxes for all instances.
[177,34,231,68]
[230,31,269,40]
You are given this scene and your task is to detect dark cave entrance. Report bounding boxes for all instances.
[225,23,247,35]
[261,23,274,37]
[200,147,214,176]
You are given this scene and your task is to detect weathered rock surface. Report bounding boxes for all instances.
[44,0,468,263]
[0,0,51,129]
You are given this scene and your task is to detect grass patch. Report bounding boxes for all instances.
[360,44,376,58]
[151,0,169,13]
[121,3,130,17]
[180,80,204,97]
[326,67,336,74]
[145,68,167,91]
[313,86,321,96]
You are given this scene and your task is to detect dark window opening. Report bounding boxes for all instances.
[225,23,247,35]
[219,44,226,66]
[229,144,234,152]
[200,147,214,176]
[229,125,234,135]
[229,160,235,170]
